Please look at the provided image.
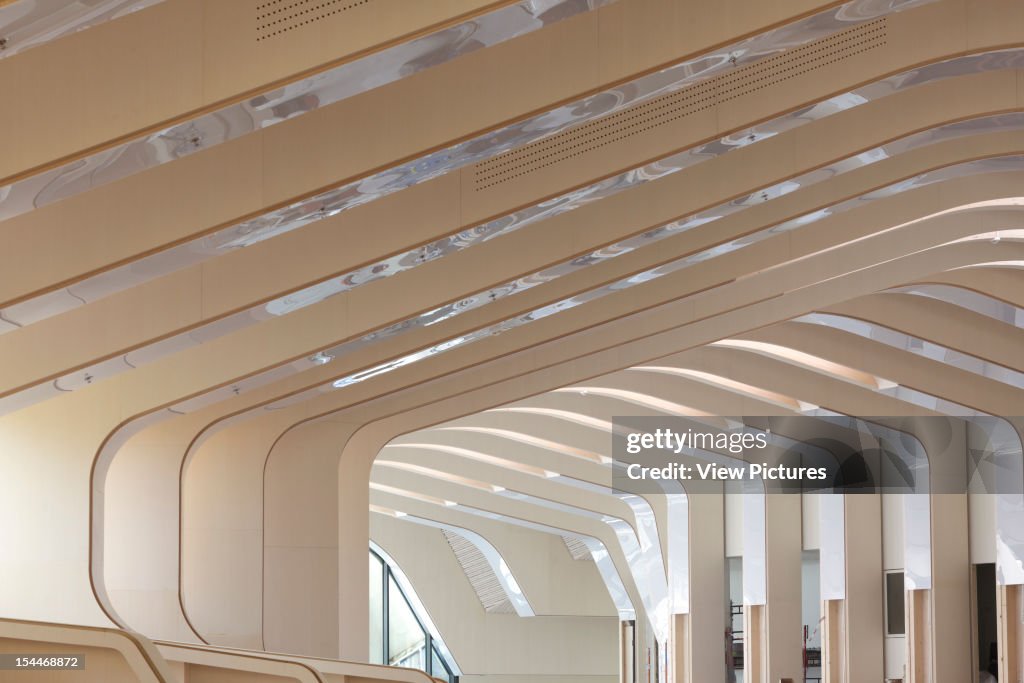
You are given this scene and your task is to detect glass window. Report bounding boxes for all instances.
[370,549,457,680]
[432,646,451,680]
[389,575,427,668]
[369,553,384,664]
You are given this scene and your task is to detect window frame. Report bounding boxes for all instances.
[370,548,458,682]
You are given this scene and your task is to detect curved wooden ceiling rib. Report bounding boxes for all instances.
[212,243,1018,653]
[325,335,954,640]
[8,45,1024,401]
[110,165,1024,643]
[5,84,1022,420]
[357,324,1012,555]
[0,0,543,183]
[4,6,1015,438]
[7,45,1024,405]
[168,231,1021,644]
[4,0,1023,642]
[170,192,1024,444]
[367,268,1024,535]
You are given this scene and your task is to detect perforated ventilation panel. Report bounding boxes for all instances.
[473,18,887,190]
[443,530,517,614]
[257,0,373,42]
[562,535,593,561]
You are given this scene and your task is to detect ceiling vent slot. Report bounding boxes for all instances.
[443,530,517,614]
[257,0,372,42]
[473,18,886,190]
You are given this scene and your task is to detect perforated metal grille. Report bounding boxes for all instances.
[562,535,593,560]
[443,530,516,614]
[256,0,372,41]
[473,18,887,190]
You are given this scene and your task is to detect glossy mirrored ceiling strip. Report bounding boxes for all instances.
[0,0,936,326]
[0,0,614,217]
[5,76,1022,418]
[0,0,161,58]
[110,166,1016,452]
[6,136,1018,419]
[308,160,1024,393]
[10,127,1023,425]
[2,0,622,225]
[258,112,1024,319]
[307,192,1019,397]
[5,43,1021,338]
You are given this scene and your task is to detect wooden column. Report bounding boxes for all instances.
[686,492,726,683]
[765,494,803,683]
[844,493,884,683]
[998,584,1023,683]
[822,599,845,682]
[745,603,768,683]
[907,588,932,683]
[670,613,689,683]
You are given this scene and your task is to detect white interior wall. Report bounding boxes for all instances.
[725,491,743,558]
[882,493,905,571]
[802,550,821,650]
[802,493,820,551]
[969,493,997,565]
